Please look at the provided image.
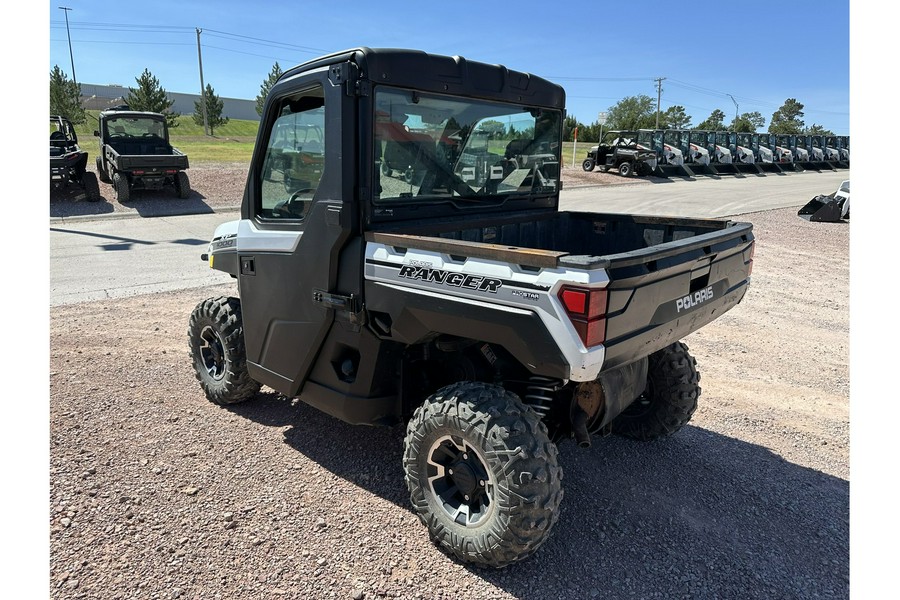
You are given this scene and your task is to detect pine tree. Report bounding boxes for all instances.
[49,65,85,124]
[125,69,179,128]
[193,83,229,135]
[696,109,726,131]
[769,99,805,134]
[256,62,283,116]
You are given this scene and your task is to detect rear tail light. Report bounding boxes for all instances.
[558,286,608,347]
[165,169,177,174]
[133,170,145,175]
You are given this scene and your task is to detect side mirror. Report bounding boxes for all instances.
[93,130,100,137]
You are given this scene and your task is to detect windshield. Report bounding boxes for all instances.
[106,116,165,140]
[374,89,561,203]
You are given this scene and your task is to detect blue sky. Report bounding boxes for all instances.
[47,0,850,133]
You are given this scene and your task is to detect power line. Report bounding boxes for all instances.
[202,44,301,64]
[50,38,193,47]
[546,75,655,82]
[202,28,326,53]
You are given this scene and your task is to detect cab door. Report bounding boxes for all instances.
[237,67,357,396]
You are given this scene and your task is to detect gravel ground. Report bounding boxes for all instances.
[49,206,848,599]
[48,163,644,220]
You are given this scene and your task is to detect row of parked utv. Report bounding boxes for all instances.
[583,129,849,178]
[49,106,190,202]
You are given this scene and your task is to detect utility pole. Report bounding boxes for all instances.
[58,7,77,88]
[728,94,739,127]
[654,77,666,129]
[196,28,210,136]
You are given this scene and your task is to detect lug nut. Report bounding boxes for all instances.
[464,495,469,501]
[479,480,485,487]
[463,453,468,460]
[448,468,453,475]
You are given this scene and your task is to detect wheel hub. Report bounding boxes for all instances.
[426,435,493,527]
[199,325,226,381]
[448,461,477,497]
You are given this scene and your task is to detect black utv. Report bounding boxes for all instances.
[581,130,657,177]
[94,106,190,202]
[50,116,100,201]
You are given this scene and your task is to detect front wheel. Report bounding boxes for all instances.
[612,341,700,440]
[582,158,595,172]
[81,171,101,202]
[96,157,111,183]
[188,296,260,405]
[403,382,563,568]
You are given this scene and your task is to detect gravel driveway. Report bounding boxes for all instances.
[48,164,643,220]
[49,205,849,599]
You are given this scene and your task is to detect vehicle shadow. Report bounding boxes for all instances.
[114,187,217,218]
[50,178,218,219]
[228,394,849,599]
[50,187,115,217]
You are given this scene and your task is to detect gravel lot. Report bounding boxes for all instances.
[48,163,643,220]
[49,191,849,598]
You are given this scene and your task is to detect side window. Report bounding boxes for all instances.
[259,87,326,219]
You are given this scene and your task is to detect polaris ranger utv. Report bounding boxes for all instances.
[94,106,190,202]
[188,48,755,568]
[50,116,100,201]
[581,130,657,176]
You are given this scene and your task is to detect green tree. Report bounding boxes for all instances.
[804,123,834,136]
[695,109,726,131]
[256,62,283,116]
[769,98,805,134]
[661,105,692,129]
[731,111,766,133]
[125,68,179,128]
[606,95,657,130]
[193,83,229,135]
[49,65,85,124]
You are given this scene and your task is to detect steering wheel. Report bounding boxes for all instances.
[272,188,315,218]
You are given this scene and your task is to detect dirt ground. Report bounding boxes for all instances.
[48,163,646,220]
[48,199,849,599]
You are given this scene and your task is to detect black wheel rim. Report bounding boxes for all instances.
[427,435,494,527]
[199,325,226,381]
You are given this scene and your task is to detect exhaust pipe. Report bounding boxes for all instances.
[572,408,591,448]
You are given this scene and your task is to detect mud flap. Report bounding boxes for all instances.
[798,194,843,222]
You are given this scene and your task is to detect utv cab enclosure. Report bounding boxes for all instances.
[188,48,755,569]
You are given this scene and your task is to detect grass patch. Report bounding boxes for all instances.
[66,111,597,167]
[69,111,260,164]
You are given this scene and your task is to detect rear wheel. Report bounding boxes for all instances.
[612,341,700,440]
[618,161,633,177]
[113,173,130,203]
[581,158,595,172]
[403,381,563,568]
[188,296,260,405]
[174,171,191,199]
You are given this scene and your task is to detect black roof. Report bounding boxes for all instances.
[279,47,565,109]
